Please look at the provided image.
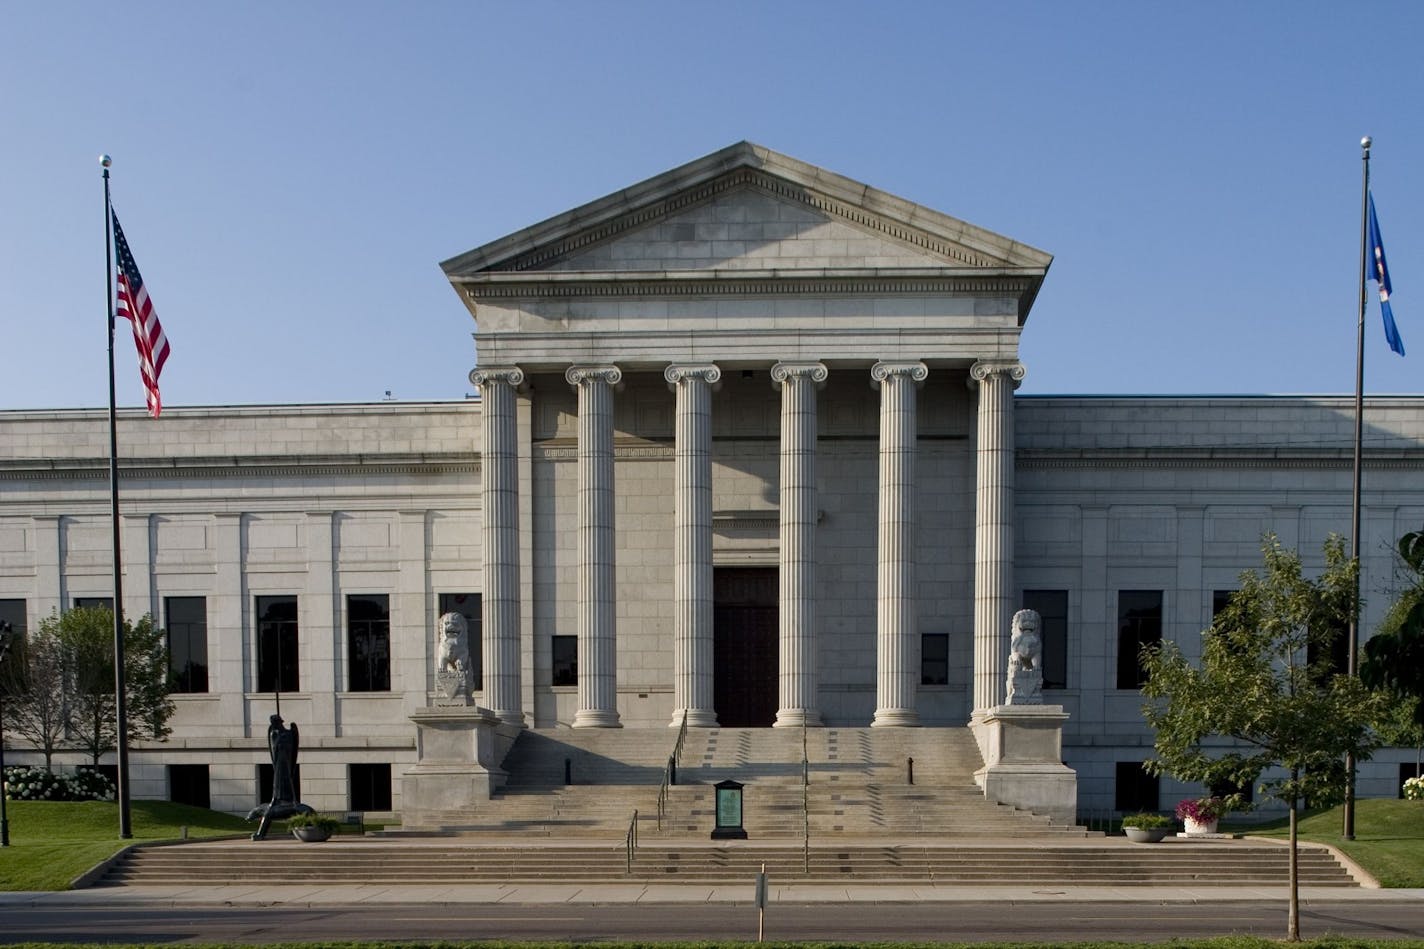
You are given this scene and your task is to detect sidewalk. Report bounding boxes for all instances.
[1,882,1421,907]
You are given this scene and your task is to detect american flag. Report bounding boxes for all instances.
[112,211,171,416]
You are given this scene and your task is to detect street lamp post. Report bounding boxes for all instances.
[0,620,13,846]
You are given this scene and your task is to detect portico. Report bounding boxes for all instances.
[441,142,1052,731]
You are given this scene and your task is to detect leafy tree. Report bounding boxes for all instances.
[1360,528,1424,773]
[0,623,68,769]
[1140,534,1384,942]
[57,607,174,766]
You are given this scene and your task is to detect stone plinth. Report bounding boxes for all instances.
[972,704,1077,826]
[401,706,517,823]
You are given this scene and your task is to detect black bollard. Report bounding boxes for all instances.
[564,757,572,786]
[907,756,914,785]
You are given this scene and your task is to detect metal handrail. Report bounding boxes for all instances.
[656,714,690,830]
[625,808,638,872]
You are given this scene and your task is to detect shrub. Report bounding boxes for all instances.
[1121,812,1174,830]
[1405,776,1424,801]
[286,811,340,832]
[2,766,117,801]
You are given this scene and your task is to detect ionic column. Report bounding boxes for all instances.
[470,366,525,725]
[969,360,1025,716]
[567,365,622,728]
[871,361,928,727]
[666,364,721,728]
[772,361,827,728]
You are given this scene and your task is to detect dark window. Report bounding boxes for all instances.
[0,600,25,694]
[347,594,390,692]
[168,764,210,809]
[1308,619,1350,677]
[1115,761,1160,812]
[257,764,272,805]
[74,596,113,610]
[1117,590,1163,689]
[1210,777,1254,805]
[1023,590,1068,689]
[1212,590,1236,618]
[349,763,392,811]
[438,593,482,687]
[165,596,208,693]
[256,595,299,693]
[552,634,577,687]
[920,633,949,685]
[1401,763,1422,799]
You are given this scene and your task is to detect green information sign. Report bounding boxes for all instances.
[716,787,742,826]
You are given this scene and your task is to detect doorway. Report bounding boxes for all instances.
[713,566,778,727]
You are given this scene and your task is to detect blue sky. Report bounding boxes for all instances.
[3,1,1421,410]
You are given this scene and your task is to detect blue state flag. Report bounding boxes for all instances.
[1368,192,1405,356]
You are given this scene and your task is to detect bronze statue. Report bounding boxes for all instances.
[246,713,313,840]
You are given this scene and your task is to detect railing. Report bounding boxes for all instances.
[801,721,810,874]
[656,714,690,830]
[624,808,638,873]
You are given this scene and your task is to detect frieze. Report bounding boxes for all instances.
[0,457,479,482]
[464,275,1035,301]
[1018,448,1424,470]
[534,444,674,461]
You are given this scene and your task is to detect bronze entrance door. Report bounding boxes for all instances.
[713,566,778,727]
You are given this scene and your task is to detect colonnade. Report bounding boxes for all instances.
[469,358,1022,728]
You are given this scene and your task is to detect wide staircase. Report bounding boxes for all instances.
[95,726,1360,888]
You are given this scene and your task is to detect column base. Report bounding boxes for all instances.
[871,709,920,727]
[670,708,719,728]
[773,708,822,727]
[572,708,622,728]
[491,709,526,727]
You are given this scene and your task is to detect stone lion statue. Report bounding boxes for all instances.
[436,611,471,679]
[1005,607,1043,705]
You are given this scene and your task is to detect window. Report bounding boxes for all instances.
[1114,761,1160,812]
[1308,619,1350,677]
[256,595,299,693]
[257,762,301,805]
[1212,590,1236,619]
[165,596,208,693]
[74,596,113,610]
[1210,777,1254,806]
[0,600,25,693]
[438,593,482,687]
[349,762,392,811]
[1116,590,1162,689]
[1022,590,1068,689]
[347,594,390,692]
[168,764,210,809]
[920,633,948,685]
[552,634,577,686]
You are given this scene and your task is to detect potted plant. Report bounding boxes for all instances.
[1175,796,1229,835]
[1121,812,1174,843]
[287,811,340,843]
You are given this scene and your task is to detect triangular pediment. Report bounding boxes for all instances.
[442,142,1052,278]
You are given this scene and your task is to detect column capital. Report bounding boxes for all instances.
[664,363,722,388]
[566,365,623,387]
[871,361,928,388]
[967,360,1026,390]
[771,361,828,387]
[469,366,525,388]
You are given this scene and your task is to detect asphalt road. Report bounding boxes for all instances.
[3,901,1423,944]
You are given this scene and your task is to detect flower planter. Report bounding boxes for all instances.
[1124,826,1171,844]
[1182,817,1218,836]
[292,825,332,843]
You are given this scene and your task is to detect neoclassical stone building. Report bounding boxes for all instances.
[2,143,1421,819]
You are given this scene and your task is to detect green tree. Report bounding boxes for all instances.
[1141,534,1384,942]
[0,624,68,770]
[56,607,174,766]
[1360,528,1424,774]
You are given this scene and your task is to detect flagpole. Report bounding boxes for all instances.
[1344,136,1371,841]
[102,155,133,841]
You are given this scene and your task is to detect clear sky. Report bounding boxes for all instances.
[3,1,1421,411]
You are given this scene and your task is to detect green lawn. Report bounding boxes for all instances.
[0,799,251,890]
[1246,798,1424,887]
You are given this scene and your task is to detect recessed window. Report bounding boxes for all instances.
[168,764,210,809]
[552,634,577,687]
[920,633,949,685]
[349,763,392,811]
[1022,590,1068,689]
[74,596,113,610]
[256,595,299,693]
[165,596,208,693]
[347,594,390,692]
[1116,590,1162,689]
[1114,761,1159,813]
